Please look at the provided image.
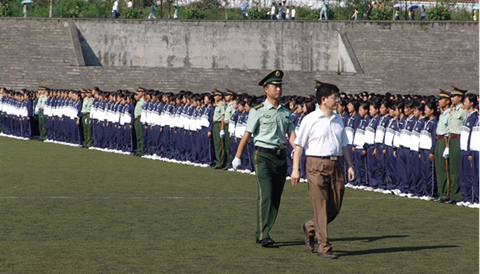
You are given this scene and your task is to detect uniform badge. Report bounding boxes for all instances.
[275,71,280,77]
[265,115,271,118]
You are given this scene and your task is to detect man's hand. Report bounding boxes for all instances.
[220,130,225,138]
[290,169,300,187]
[429,153,434,162]
[443,147,449,159]
[347,166,355,181]
[207,131,212,138]
[232,157,241,170]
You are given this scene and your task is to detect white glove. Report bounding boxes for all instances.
[232,157,242,170]
[443,147,449,159]
[220,130,225,139]
[291,149,295,159]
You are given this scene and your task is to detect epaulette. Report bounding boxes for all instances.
[253,103,264,110]
[461,106,466,110]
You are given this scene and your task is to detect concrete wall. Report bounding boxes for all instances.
[0,18,478,96]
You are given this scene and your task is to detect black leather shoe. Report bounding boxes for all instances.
[303,224,315,252]
[213,166,223,169]
[318,250,337,259]
[260,238,275,247]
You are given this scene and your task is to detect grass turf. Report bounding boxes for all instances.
[0,136,478,273]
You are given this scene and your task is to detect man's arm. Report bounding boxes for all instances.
[235,131,252,159]
[290,145,303,187]
[288,130,296,148]
[342,146,355,181]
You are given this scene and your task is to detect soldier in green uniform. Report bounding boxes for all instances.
[212,89,226,169]
[435,89,451,202]
[37,86,48,141]
[133,87,146,156]
[443,86,468,203]
[233,70,296,247]
[222,89,237,170]
[80,89,93,147]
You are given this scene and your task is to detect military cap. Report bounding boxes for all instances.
[224,89,237,96]
[136,87,146,93]
[212,89,223,96]
[451,86,467,97]
[438,89,450,99]
[38,86,48,91]
[258,70,283,87]
[314,80,322,86]
[81,88,89,93]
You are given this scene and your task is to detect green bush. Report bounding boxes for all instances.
[0,3,13,17]
[185,7,205,19]
[370,7,393,20]
[248,8,269,20]
[427,5,451,20]
[122,8,144,19]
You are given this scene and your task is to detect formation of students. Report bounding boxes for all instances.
[0,86,478,208]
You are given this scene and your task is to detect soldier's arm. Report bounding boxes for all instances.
[235,132,252,159]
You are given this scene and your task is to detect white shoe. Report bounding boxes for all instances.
[345,183,353,188]
[243,169,252,174]
[456,201,466,206]
[398,193,408,197]
[250,171,256,175]
[227,168,235,172]
[365,187,374,191]
[382,190,392,194]
[406,193,414,198]
[358,186,366,190]
[468,203,479,208]
[420,196,432,201]
[286,176,291,180]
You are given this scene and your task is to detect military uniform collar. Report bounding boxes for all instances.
[452,103,463,111]
[264,99,281,110]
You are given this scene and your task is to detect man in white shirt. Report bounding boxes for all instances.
[291,82,354,259]
[112,0,119,18]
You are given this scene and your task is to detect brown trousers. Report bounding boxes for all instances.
[304,157,345,254]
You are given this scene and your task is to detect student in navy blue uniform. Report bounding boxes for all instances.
[396,100,416,196]
[344,100,361,187]
[203,93,216,166]
[408,101,426,197]
[364,98,381,190]
[373,100,392,193]
[352,101,370,188]
[418,101,438,200]
[235,100,249,171]
[286,96,302,176]
[458,94,479,207]
[468,113,480,208]
[384,102,402,192]
[228,98,240,170]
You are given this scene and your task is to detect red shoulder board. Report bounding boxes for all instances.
[461,106,466,110]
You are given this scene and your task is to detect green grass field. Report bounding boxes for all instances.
[0,136,478,273]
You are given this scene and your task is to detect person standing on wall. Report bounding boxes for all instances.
[291,82,354,259]
[233,70,296,247]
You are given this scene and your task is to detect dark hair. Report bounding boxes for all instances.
[315,83,339,105]
[381,99,392,109]
[303,101,316,114]
[465,94,478,109]
[424,100,438,118]
[371,98,382,109]
[359,101,370,111]
[349,100,360,113]
[411,101,425,112]
[392,101,405,112]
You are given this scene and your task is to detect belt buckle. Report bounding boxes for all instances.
[330,156,338,161]
[275,149,281,156]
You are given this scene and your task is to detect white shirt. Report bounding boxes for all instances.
[112,1,119,12]
[294,108,348,157]
[291,8,296,17]
[127,1,133,8]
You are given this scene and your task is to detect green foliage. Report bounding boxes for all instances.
[296,7,319,20]
[427,5,451,20]
[0,3,13,17]
[122,8,144,19]
[370,7,393,20]
[185,7,205,19]
[248,8,269,20]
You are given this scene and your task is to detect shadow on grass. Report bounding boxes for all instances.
[331,235,409,242]
[336,245,458,257]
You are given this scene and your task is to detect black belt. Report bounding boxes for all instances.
[255,146,285,156]
[309,155,340,161]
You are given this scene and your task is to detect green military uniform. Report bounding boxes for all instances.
[80,89,93,147]
[134,88,146,156]
[223,89,237,169]
[212,89,226,168]
[37,87,48,141]
[435,89,451,201]
[446,86,468,202]
[245,70,295,243]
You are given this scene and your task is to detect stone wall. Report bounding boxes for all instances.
[0,18,478,96]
